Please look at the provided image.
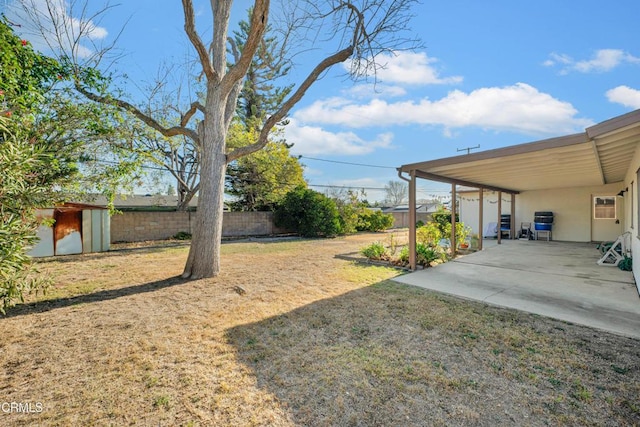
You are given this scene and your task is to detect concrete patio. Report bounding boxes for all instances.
[393,239,640,339]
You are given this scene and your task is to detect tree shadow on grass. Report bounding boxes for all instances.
[224,280,640,427]
[224,282,501,426]
[3,276,188,319]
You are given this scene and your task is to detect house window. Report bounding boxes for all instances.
[593,196,616,219]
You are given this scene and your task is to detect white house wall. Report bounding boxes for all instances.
[459,183,624,242]
[459,192,512,236]
[623,142,640,288]
[516,183,623,242]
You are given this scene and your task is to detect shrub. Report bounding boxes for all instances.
[416,222,443,246]
[431,208,459,235]
[172,231,192,240]
[336,202,359,235]
[418,220,471,248]
[397,246,410,264]
[442,222,472,247]
[274,187,341,237]
[416,243,444,266]
[357,210,394,232]
[360,241,388,260]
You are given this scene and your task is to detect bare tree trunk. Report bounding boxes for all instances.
[182,87,227,279]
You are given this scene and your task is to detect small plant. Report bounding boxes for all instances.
[360,241,389,261]
[172,231,192,240]
[611,364,629,375]
[416,243,444,266]
[397,246,410,265]
[387,233,398,255]
[153,394,170,410]
[470,233,480,250]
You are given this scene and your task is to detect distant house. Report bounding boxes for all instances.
[82,194,200,211]
[383,201,441,227]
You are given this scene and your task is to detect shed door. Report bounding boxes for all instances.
[591,195,623,242]
[54,209,83,255]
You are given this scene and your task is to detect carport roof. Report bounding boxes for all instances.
[398,109,640,193]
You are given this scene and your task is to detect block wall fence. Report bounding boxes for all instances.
[109,210,413,243]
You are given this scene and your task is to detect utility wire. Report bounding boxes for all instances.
[298,155,396,169]
[81,158,389,191]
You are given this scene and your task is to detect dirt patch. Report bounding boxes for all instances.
[1,231,638,426]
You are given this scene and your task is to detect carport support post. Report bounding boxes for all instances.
[409,170,417,270]
[451,184,457,255]
[478,187,484,250]
[510,193,516,239]
[497,191,502,245]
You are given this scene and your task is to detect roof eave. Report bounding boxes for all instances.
[399,132,588,173]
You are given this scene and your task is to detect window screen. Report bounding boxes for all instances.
[594,196,616,219]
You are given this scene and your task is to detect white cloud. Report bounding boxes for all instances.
[606,86,640,109]
[545,49,640,74]
[294,83,592,135]
[285,119,394,156]
[346,51,463,86]
[344,83,407,99]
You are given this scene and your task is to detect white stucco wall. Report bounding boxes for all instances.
[458,191,512,236]
[622,143,640,288]
[516,183,623,242]
[459,183,624,242]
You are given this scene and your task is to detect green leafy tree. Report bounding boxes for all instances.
[326,188,367,235]
[226,10,304,211]
[0,122,75,312]
[226,121,305,211]
[0,19,77,310]
[274,187,341,237]
[232,7,293,131]
[0,18,137,310]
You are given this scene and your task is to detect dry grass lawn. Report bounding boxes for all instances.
[1,231,639,426]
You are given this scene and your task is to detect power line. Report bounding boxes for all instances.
[307,184,386,191]
[299,155,396,170]
[81,158,388,191]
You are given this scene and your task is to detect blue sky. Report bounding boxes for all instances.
[5,0,640,202]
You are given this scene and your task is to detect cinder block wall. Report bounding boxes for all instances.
[110,211,290,242]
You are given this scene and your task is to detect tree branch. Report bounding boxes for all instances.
[181,0,217,82]
[74,84,200,142]
[222,0,269,93]
[227,45,354,162]
[181,101,205,127]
